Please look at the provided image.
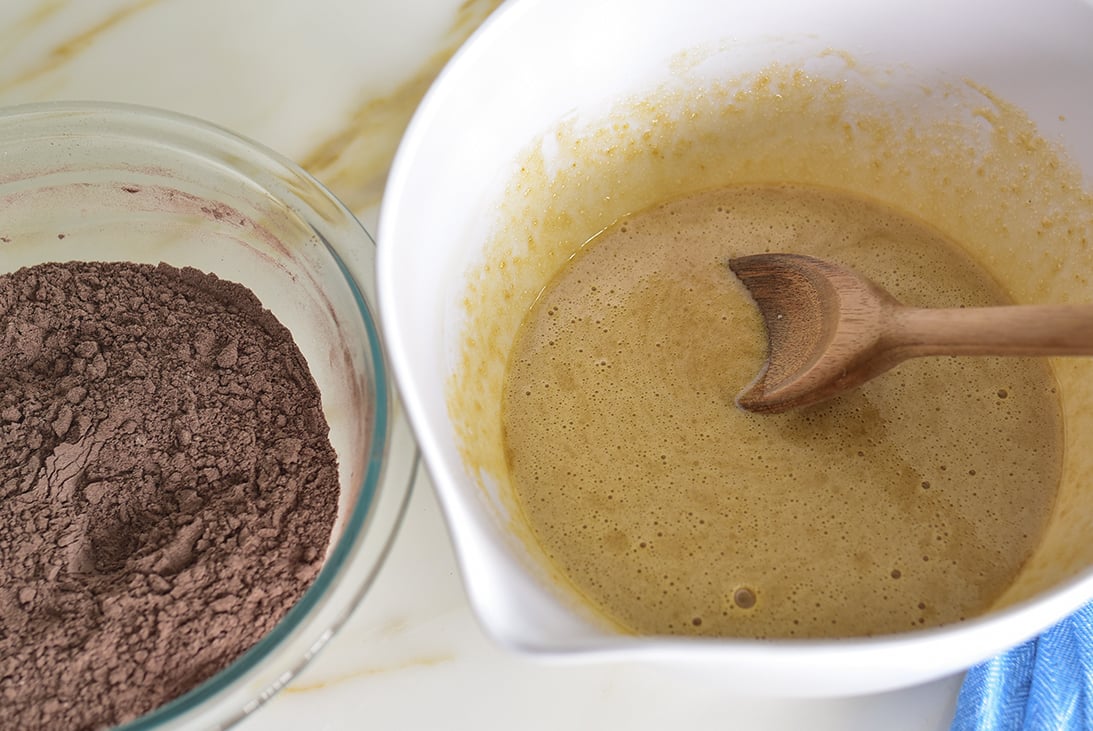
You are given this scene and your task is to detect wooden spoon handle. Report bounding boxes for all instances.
[889,304,1093,356]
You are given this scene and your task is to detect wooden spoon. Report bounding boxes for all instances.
[727,253,1093,414]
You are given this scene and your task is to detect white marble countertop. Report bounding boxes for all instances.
[0,2,964,728]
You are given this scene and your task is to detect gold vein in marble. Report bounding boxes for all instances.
[373,616,412,638]
[283,654,455,694]
[301,0,505,213]
[0,0,159,90]
[0,0,66,60]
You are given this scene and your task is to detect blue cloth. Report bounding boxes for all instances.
[952,602,1093,730]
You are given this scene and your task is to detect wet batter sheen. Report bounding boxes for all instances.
[501,184,1063,638]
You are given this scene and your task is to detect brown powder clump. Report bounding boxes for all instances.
[0,261,340,730]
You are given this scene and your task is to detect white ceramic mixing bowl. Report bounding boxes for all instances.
[378,0,1093,695]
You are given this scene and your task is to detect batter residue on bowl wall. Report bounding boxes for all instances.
[449,53,1093,632]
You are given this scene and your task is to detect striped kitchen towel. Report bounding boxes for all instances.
[951,601,1093,730]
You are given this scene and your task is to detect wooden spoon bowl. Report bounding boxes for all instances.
[728,253,1093,414]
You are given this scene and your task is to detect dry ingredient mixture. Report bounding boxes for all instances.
[502,184,1063,639]
[0,261,340,730]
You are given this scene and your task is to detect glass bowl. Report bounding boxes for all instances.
[0,102,417,729]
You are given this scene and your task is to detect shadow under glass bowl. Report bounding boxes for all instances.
[0,102,418,730]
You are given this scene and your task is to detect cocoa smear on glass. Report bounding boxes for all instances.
[0,261,341,730]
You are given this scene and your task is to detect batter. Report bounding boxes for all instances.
[501,184,1063,638]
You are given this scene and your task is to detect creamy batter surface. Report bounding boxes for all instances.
[501,184,1063,638]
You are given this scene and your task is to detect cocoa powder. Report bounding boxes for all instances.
[0,261,340,730]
